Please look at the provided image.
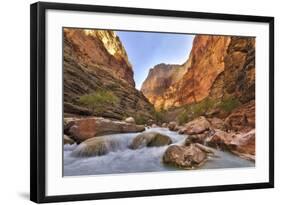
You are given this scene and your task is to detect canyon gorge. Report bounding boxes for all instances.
[63,28,256,175]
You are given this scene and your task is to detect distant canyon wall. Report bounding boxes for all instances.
[141,63,189,110]
[141,35,255,110]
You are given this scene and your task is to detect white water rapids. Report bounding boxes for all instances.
[64,128,254,176]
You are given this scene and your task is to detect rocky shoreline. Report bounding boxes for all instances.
[64,114,255,170]
[166,116,255,162]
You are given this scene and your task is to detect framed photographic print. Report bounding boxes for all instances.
[30,1,274,203]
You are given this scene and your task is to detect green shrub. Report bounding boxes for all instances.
[177,97,217,125]
[154,109,166,123]
[219,97,240,112]
[177,110,189,125]
[134,114,147,125]
[191,98,216,115]
[176,96,241,125]
[78,89,119,113]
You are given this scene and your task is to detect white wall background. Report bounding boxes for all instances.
[0,0,279,204]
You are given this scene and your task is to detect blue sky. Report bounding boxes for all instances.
[116,31,195,89]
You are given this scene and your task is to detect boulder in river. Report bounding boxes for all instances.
[66,117,145,142]
[206,129,235,150]
[71,136,117,157]
[151,124,158,128]
[230,129,255,154]
[163,144,207,169]
[64,118,75,134]
[184,129,215,144]
[174,125,184,132]
[193,143,216,155]
[185,133,207,145]
[161,123,168,128]
[64,135,75,145]
[168,121,178,131]
[229,129,255,161]
[204,128,255,161]
[68,118,96,142]
[180,116,211,135]
[130,132,172,149]
[124,117,135,124]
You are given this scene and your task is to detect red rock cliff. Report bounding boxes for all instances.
[64,28,155,121]
[64,28,134,86]
[141,35,255,110]
[141,63,188,109]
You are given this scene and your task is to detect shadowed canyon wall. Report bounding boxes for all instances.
[63,28,155,121]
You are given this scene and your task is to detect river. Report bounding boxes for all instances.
[64,128,254,176]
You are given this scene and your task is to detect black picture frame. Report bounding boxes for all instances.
[30,1,274,203]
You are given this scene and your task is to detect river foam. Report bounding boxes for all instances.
[64,128,254,176]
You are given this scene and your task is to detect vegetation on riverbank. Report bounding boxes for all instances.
[78,89,119,114]
[177,96,241,125]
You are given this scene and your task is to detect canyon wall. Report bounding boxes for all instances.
[63,28,155,121]
[210,36,255,103]
[64,28,134,86]
[141,35,255,111]
[141,63,188,110]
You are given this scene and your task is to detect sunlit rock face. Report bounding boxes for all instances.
[141,35,255,110]
[141,63,188,110]
[63,28,155,120]
[173,35,231,105]
[64,28,134,86]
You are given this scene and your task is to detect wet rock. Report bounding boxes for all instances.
[67,117,145,142]
[184,132,210,144]
[205,128,255,161]
[64,118,76,134]
[178,127,186,134]
[64,135,75,145]
[168,121,178,131]
[181,116,211,135]
[71,136,117,157]
[147,119,154,126]
[124,117,135,124]
[229,129,255,160]
[206,129,235,150]
[162,144,207,169]
[194,143,216,155]
[161,123,168,128]
[175,125,184,132]
[151,124,158,128]
[130,132,172,149]
[68,118,97,142]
